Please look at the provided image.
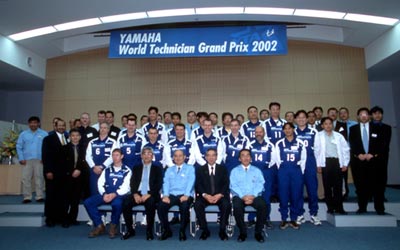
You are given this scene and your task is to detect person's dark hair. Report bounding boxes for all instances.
[197,112,209,119]
[295,110,308,119]
[127,118,136,124]
[327,107,338,114]
[357,107,370,116]
[148,106,159,114]
[187,110,196,116]
[339,107,349,113]
[312,106,323,113]
[97,110,106,115]
[106,110,114,117]
[222,112,233,121]
[69,128,81,135]
[209,112,218,118]
[239,149,252,157]
[247,106,258,113]
[171,112,181,120]
[112,148,123,155]
[259,109,269,116]
[28,116,40,123]
[174,123,185,130]
[127,113,137,120]
[269,102,281,109]
[163,111,172,118]
[321,117,333,124]
[283,122,295,130]
[370,106,384,114]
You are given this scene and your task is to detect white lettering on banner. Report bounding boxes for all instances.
[229,41,249,53]
[149,43,195,54]
[198,42,227,53]
[119,44,147,55]
[120,33,161,44]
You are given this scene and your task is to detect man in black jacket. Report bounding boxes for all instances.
[194,148,231,241]
[121,147,163,240]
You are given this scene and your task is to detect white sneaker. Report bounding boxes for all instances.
[86,220,93,226]
[141,214,147,226]
[296,215,305,225]
[310,215,322,226]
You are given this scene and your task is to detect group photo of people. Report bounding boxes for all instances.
[15,103,392,243]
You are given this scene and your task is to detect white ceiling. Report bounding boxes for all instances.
[1,0,400,90]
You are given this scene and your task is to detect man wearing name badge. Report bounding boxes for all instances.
[42,119,69,227]
[86,122,117,196]
[121,147,163,240]
[349,108,386,215]
[158,150,195,241]
[84,149,132,238]
[105,110,121,141]
[117,118,146,170]
[230,149,267,243]
[194,148,231,241]
[16,116,48,204]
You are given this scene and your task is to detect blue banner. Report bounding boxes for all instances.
[109,25,287,58]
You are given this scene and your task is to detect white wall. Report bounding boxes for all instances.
[369,81,400,185]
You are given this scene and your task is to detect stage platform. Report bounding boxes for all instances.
[1,186,399,228]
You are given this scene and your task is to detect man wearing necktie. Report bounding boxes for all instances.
[121,147,163,240]
[349,108,385,215]
[158,149,195,241]
[194,148,231,241]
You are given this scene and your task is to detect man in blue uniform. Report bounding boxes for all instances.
[117,118,146,169]
[294,110,321,226]
[185,111,198,140]
[230,149,267,243]
[249,126,276,228]
[143,127,173,168]
[168,123,195,165]
[86,122,117,195]
[240,106,265,143]
[216,112,233,139]
[84,149,131,238]
[141,106,168,143]
[158,150,195,241]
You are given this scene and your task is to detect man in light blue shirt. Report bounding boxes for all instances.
[230,149,266,243]
[16,116,48,203]
[158,149,195,241]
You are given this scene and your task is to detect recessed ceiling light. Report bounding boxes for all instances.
[196,7,244,15]
[244,7,294,15]
[344,13,399,26]
[147,8,195,18]
[100,12,148,23]
[9,26,57,41]
[54,18,102,31]
[294,9,346,19]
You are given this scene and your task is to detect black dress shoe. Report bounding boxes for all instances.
[356,209,367,214]
[255,233,265,243]
[22,199,32,204]
[237,234,247,242]
[179,230,187,241]
[159,230,172,240]
[121,230,136,240]
[36,198,45,203]
[199,230,210,240]
[170,217,180,225]
[146,231,154,241]
[377,211,385,215]
[219,231,228,241]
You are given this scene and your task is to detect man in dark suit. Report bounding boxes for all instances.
[371,106,392,196]
[121,147,163,240]
[42,119,69,227]
[65,128,87,225]
[194,148,231,241]
[349,107,385,214]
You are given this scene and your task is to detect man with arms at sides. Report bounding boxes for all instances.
[338,107,357,140]
[221,118,251,173]
[17,116,48,204]
[230,149,267,243]
[42,119,69,227]
[194,148,231,241]
[86,122,117,196]
[370,106,392,200]
[121,147,163,240]
[166,112,188,142]
[143,127,173,168]
[92,110,106,131]
[216,112,233,139]
[294,110,321,226]
[314,117,350,215]
[349,108,386,214]
[249,126,276,229]
[84,149,131,238]
[158,150,195,241]
[185,110,199,140]
[65,128,87,226]
[190,112,209,142]
[117,118,146,170]
[105,110,121,141]
[192,119,224,168]
[260,109,270,122]
[168,123,195,165]
[240,106,265,143]
[78,112,99,149]
[142,106,168,143]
